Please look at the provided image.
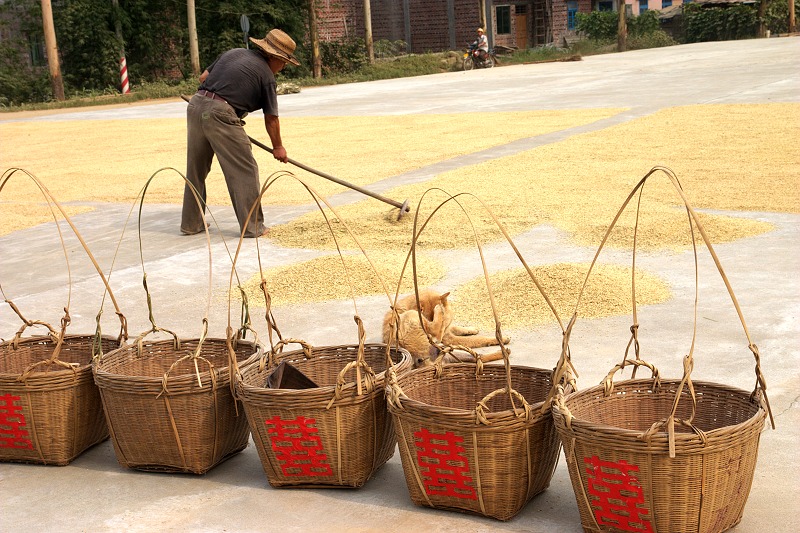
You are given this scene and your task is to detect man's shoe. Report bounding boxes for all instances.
[181,222,209,236]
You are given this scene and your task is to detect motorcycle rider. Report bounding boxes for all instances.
[474,28,489,62]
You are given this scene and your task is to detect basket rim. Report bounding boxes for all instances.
[236,342,412,398]
[93,336,260,385]
[389,362,558,424]
[552,377,767,439]
[1,333,118,379]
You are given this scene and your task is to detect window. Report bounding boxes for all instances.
[639,0,648,11]
[598,1,613,11]
[662,0,672,5]
[516,4,528,14]
[568,1,579,30]
[496,5,511,34]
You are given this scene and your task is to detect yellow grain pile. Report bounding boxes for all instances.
[0,106,622,209]
[450,263,671,330]
[234,251,446,306]
[271,103,795,251]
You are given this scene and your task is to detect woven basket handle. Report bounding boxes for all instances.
[553,166,774,457]
[0,168,128,361]
[474,387,532,425]
[388,188,569,413]
[225,170,396,377]
[602,358,661,396]
[98,168,245,389]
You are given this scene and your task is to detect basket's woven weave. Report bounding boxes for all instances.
[388,362,561,521]
[552,379,766,533]
[0,335,118,465]
[93,337,260,474]
[550,167,774,533]
[236,343,411,488]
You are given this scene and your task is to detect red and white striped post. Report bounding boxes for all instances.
[119,56,130,94]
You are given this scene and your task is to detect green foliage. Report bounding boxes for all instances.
[683,3,758,43]
[318,38,369,76]
[0,42,50,106]
[53,0,120,91]
[576,11,619,41]
[628,10,660,37]
[765,0,790,34]
[627,29,679,49]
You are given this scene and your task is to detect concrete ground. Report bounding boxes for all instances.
[1,37,798,532]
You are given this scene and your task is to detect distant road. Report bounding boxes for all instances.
[2,37,797,124]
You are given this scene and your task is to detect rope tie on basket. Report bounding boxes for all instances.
[6,299,59,349]
[326,317,376,409]
[546,314,579,412]
[553,384,574,430]
[385,366,407,410]
[748,343,774,427]
[623,323,643,379]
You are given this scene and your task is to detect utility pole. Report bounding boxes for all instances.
[187,0,201,76]
[111,0,130,93]
[364,0,374,63]
[789,0,796,33]
[40,0,64,101]
[617,0,627,52]
[308,0,322,78]
[479,0,487,30]
[757,0,768,37]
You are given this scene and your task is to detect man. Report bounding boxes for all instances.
[181,29,300,237]
[475,28,489,60]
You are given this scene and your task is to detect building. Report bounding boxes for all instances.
[313,0,687,53]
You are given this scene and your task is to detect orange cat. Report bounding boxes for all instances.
[382,289,508,366]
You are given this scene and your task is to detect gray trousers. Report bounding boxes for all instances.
[182,94,265,237]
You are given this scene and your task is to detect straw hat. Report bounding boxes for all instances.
[250,29,300,66]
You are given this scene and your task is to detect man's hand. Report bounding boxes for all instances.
[272,145,288,163]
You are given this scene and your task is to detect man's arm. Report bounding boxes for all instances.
[264,114,287,163]
[199,69,209,84]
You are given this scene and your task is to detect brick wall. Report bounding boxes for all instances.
[314,0,567,52]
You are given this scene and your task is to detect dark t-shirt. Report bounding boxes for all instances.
[200,48,278,117]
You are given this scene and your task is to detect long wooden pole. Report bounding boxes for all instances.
[40,0,64,101]
[617,0,627,52]
[187,0,201,76]
[364,0,375,63]
[308,0,322,78]
[789,0,796,33]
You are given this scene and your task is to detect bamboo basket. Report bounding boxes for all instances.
[0,334,119,464]
[236,340,410,487]
[386,190,571,520]
[551,167,774,533]
[0,168,127,465]
[94,336,260,473]
[229,171,412,488]
[92,168,260,474]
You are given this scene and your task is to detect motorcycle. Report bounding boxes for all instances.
[463,43,496,71]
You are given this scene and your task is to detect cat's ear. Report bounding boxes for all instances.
[441,291,450,302]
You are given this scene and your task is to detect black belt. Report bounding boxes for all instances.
[196,89,247,119]
[197,89,228,104]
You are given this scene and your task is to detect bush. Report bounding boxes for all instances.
[628,10,660,37]
[628,29,679,49]
[683,3,757,42]
[765,0,790,34]
[576,11,619,41]
[0,42,51,106]
[318,38,369,76]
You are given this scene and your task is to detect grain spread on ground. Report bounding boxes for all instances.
[234,251,446,306]
[269,103,796,252]
[0,107,622,208]
[450,263,671,329]
[2,102,795,322]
